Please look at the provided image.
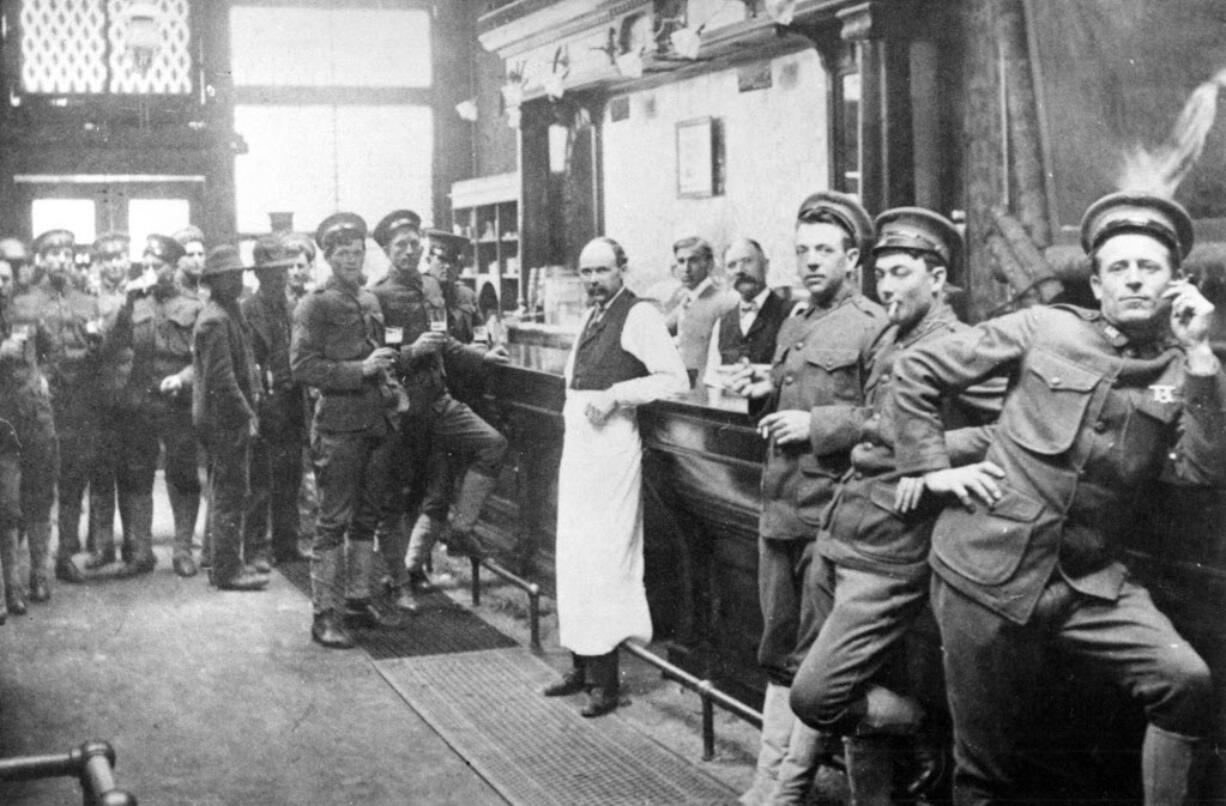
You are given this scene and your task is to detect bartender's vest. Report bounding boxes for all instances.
[570,290,649,391]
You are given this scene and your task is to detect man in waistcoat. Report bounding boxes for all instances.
[729,192,888,805]
[891,192,1224,804]
[541,237,688,718]
[703,238,794,386]
[665,236,737,387]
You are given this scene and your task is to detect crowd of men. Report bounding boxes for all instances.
[0,185,1219,804]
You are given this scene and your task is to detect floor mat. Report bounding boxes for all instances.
[277,558,518,659]
[375,647,738,806]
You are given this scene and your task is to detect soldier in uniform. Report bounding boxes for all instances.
[10,229,111,587]
[730,192,888,805]
[368,211,508,611]
[421,229,485,345]
[788,209,1002,804]
[0,254,57,611]
[85,232,134,569]
[242,235,307,567]
[291,213,399,648]
[174,225,207,300]
[892,193,1224,803]
[111,233,202,577]
[193,245,266,591]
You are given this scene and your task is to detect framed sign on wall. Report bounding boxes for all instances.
[676,116,724,198]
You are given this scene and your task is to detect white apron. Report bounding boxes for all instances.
[555,390,653,656]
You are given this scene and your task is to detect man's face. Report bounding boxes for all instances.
[257,267,287,298]
[206,271,244,302]
[725,241,767,302]
[42,246,74,284]
[179,240,205,278]
[328,240,366,287]
[97,252,129,290]
[145,253,176,291]
[1091,232,1175,331]
[425,245,462,284]
[578,241,625,305]
[387,228,423,275]
[794,221,857,305]
[0,261,13,305]
[288,251,313,292]
[675,245,711,290]
[875,250,944,330]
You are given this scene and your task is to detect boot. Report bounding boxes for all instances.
[87,481,117,569]
[167,485,200,578]
[27,520,52,601]
[310,545,343,617]
[741,683,796,806]
[55,556,85,584]
[406,514,444,586]
[1,527,25,615]
[581,650,620,718]
[345,539,377,603]
[117,494,156,577]
[445,472,497,559]
[311,609,355,649]
[377,516,410,594]
[543,654,587,697]
[843,735,896,806]
[1142,724,1199,806]
[216,569,268,591]
[84,524,116,570]
[769,721,828,805]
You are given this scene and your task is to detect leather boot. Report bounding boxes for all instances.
[345,539,376,603]
[1142,724,1199,805]
[216,569,269,591]
[116,494,156,577]
[84,523,116,570]
[55,555,85,584]
[543,654,587,697]
[88,481,117,569]
[445,471,496,559]
[405,514,443,588]
[167,485,199,578]
[310,545,343,617]
[581,650,620,717]
[768,717,830,805]
[377,516,409,592]
[741,683,796,806]
[1,527,25,615]
[27,520,52,601]
[843,735,896,806]
[311,609,355,649]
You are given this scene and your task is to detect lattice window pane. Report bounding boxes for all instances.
[107,0,192,95]
[20,0,109,93]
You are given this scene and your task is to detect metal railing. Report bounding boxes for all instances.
[469,555,542,650]
[621,642,763,761]
[0,740,136,805]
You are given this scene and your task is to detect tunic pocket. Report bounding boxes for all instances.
[931,485,1046,585]
[802,347,862,403]
[1003,349,1098,455]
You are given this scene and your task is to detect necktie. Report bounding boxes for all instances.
[584,305,604,339]
[739,301,757,335]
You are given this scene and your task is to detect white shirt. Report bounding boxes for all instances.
[704,287,772,385]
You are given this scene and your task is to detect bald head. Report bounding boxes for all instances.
[578,237,628,305]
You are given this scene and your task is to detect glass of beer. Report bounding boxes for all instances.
[428,305,448,333]
[385,326,404,347]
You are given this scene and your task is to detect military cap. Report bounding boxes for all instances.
[314,212,367,253]
[92,231,131,260]
[372,209,423,249]
[873,207,962,270]
[796,190,873,252]
[1080,191,1194,262]
[251,234,296,270]
[0,238,28,265]
[143,233,186,265]
[200,244,248,277]
[33,229,75,256]
[422,229,468,262]
[173,225,205,247]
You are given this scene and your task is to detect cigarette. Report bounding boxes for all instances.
[888,300,901,319]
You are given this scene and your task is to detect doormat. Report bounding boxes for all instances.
[376,647,738,806]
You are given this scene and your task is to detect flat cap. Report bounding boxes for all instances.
[1080,191,1194,261]
[173,225,205,247]
[201,244,248,277]
[143,234,186,265]
[423,229,468,262]
[314,212,367,253]
[251,234,296,270]
[796,190,873,252]
[92,231,131,259]
[873,207,962,270]
[33,229,75,255]
[372,209,423,249]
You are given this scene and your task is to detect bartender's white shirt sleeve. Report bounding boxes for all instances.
[703,319,724,387]
[610,302,690,406]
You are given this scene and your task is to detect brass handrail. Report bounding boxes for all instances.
[0,740,136,805]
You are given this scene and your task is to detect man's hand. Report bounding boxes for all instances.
[893,476,927,513]
[483,344,510,365]
[584,392,618,426]
[410,330,447,357]
[159,374,183,395]
[1166,279,1215,350]
[729,363,774,399]
[757,410,810,446]
[0,338,22,361]
[907,461,1006,513]
[361,347,398,377]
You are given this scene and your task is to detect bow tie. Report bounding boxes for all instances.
[740,302,758,314]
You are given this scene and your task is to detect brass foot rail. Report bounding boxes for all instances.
[620,642,763,761]
[469,556,542,651]
[0,740,136,805]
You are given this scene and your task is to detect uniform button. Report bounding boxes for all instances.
[1050,377,1062,387]
[853,472,864,480]
[795,342,804,350]
[1093,419,1107,433]
[784,376,795,385]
